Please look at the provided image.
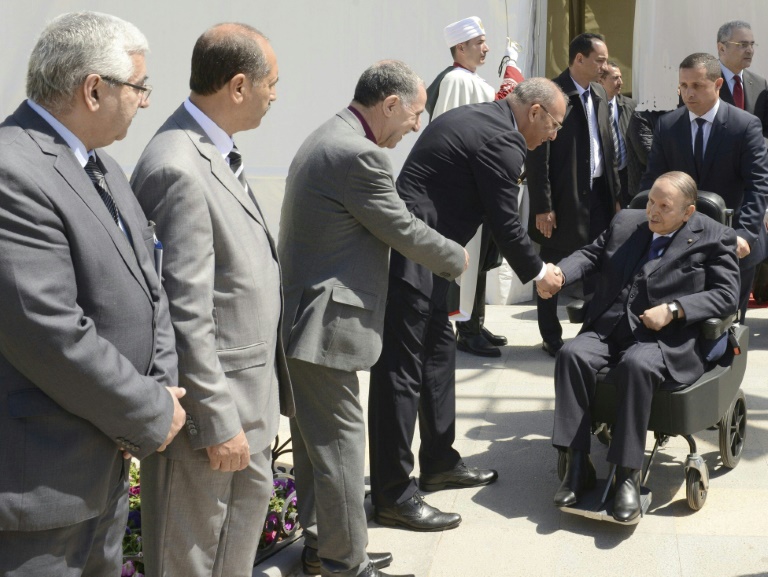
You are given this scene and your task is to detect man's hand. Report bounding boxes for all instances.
[537,263,563,299]
[206,429,250,472]
[536,211,557,238]
[463,247,470,272]
[736,236,751,259]
[157,386,187,453]
[639,304,673,331]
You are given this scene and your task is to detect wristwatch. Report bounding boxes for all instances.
[668,301,680,320]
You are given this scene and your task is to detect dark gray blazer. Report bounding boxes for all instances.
[279,108,465,372]
[559,210,740,384]
[0,102,176,531]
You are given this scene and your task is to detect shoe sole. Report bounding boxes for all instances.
[419,476,498,492]
[373,514,461,532]
[456,342,502,357]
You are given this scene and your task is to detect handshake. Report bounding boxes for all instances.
[536,262,564,299]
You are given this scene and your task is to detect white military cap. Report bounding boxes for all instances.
[444,16,485,47]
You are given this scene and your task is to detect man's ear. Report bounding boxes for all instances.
[683,204,696,221]
[229,73,248,104]
[83,74,101,111]
[382,94,398,118]
[714,77,724,92]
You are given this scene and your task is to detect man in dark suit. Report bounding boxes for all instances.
[548,171,740,522]
[716,20,768,136]
[639,52,768,322]
[600,61,637,206]
[527,33,621,356]
[0,12,186,575]
[368,78,566,531]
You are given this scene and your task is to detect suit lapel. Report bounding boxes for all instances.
[700,104,728,182]
[743,71,758,111]
[173,106,269,233]
[622,223,652,285]
[673,110,699,181]
[17,105,151,299]
[644,218,701,277]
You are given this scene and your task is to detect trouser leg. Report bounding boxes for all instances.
[739,264,756,323]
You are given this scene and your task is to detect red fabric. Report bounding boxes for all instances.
[733,76,745,110]
[495,66,524,100]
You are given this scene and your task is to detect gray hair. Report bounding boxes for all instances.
[353,60,424,108]
[27,11,148,113]
[509,77,567,109]
[717,20,752,44]
[655,171,698,207]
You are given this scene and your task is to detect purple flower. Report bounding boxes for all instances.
[128,510,141,529]
[129,484,141,497]
[121,560,136,576]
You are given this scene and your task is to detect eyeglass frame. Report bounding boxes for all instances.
[723,41,758,50]
[100,75,153,103]
[538,103,563,132]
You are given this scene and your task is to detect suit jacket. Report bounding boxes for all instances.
[559,210,740,384]
[0,102,176,531]
[526,69,621,250]
[720,68,768,137]
[279,107,465,373]
[391,99,544,301]
[615,93,637,143]
[639,101,768,266]
[131,104,294,461]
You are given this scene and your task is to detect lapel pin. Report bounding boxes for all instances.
[688,238,693,243]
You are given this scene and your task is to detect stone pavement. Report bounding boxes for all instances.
[255,301,768,577]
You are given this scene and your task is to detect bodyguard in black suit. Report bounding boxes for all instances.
[639,53,768,322]
[600,61,637,206]
[368,79,566,532]
[527,33,621,356]
[716,20,768,136]
[549,172,740,522]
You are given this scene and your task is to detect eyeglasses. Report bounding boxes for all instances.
[101,75,153,103]
[539,104,563,132]
[724,41,758,50]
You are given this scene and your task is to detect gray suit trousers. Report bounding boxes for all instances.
[288,358,369,577]
[141,446,272,577]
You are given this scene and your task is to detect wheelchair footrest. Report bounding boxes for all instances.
[559,478,652,525]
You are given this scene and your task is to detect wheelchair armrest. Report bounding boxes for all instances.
[700,314,736,340]
[566,299,588,324]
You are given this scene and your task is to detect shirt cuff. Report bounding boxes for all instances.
[533,262,548,282]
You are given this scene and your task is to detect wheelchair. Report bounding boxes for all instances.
[556,190,749,524]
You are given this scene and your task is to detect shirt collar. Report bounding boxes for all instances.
[26,98,90,168]
[688,98,720,124]
[719,61,742,85]
[184,98,234,158]
[570,75,590,98]
[347,105,377,144]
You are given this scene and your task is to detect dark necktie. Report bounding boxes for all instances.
[609,101,627,168]
[733,75,745,109]
[227,145,248,190]
[582,91,595,187]
[648,235,673,260]
[694,117,707,180]
[84,155,120,226]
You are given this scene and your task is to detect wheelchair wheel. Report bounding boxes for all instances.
[719,389,747,469]
[685,468,707,510]
[557,450,567,481]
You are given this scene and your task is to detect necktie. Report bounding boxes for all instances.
[648,235,673,260]
[583,91,595,187]
[694,117,707,180]
[609,102,627,169]
[227,145,248,191]
[84,155,120,226]
[733,75,745,110]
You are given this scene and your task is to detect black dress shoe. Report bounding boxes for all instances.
[358,562,414,577]
[302,547,393,575]
[554,449,596,507]
[374,493,461,531]
[542,339,564,357]
[419,462,498,491]
[456,333,501,357]
[481,326,508,346]
[612,467,642,522]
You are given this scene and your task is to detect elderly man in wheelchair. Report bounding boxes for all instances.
[538,171,741,523]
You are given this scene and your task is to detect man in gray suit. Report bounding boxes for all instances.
[279,61,467,577]
[132,24,293,577]
[0,12,185,576]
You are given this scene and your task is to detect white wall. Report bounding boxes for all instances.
[633,0,768,111]
[0,0,538,177]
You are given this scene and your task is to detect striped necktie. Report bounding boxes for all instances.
[228,145,248,191]
[84,155,120,226]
